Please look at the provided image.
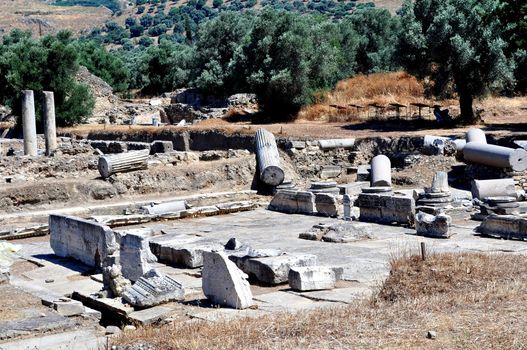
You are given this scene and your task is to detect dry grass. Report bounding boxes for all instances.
[299,72,461,122]
[115,251,527,350]
[0,0,111,37]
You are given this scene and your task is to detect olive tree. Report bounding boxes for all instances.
[398,0,515,123]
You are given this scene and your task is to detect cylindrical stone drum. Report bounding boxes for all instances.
[98,149,150,178]
[471,178,517,200]
[466,128,487,144]
[255,128,284,186]
[371,155,391,187]
[318,139,355,150]
[463,143,527,172]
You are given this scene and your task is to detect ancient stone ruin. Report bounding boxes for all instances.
[2,100,527,347]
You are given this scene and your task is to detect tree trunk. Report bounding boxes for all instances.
[458,91,479,125]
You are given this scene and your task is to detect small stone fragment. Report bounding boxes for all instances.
[53,300,85,317]
[427,330,437,339]
[105,325,121,335]
[415,212,452,238]
[288,266,336,291]
[315,193,338,217]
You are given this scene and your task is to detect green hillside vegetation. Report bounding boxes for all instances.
[0,0,524,125]
[54,0,122,13]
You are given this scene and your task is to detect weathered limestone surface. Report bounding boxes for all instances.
[429,171,449,193]
[141,200,186,215]
[299,222,373,242]
[463,143,527,172]
[53,300,85,317]
[415,212,452,238]
[478,214,527,240]
[49,215,117,267]
[149,234,223,268]
[102,261,132,297]
[22,90,37,156]
[268,190,315,215]
[42,91,58,156]
[320,165,342,179]
[370,155,391,187]
[255,128,284,186]
[120,233,158,282]
[358,194,415,225]
[98,149,150,178]
[471,178,517,200]
[466,128,487,144]
[318,138,355,150]
[150,140,174,154]
[123,269,185,308]
[230,253,318,285]
[322,222,374,243]
[285,140,306,150]
[288,266,336,291]
[315,193,338,217]
[202,251,253,309]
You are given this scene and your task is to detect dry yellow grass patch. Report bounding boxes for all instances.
[299,71,446,122]
[114,252,527,350]
[0,0,111,37]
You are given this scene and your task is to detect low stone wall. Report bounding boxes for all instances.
[49,214,117,267]
[358,193,415,225]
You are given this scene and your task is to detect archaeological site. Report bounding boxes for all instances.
[0,0,526,347]
[0,85,526,349]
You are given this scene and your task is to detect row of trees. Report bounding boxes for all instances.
[113,2,524,122]
[0,30,95,126]
[0,2,524,125]
[118,7,401,117]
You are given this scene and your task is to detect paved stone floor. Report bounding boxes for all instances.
[4,207,527,348]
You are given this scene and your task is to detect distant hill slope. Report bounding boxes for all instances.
[0,0,113,37]
[0,0,403,39]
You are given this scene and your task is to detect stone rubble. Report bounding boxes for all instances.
[123,269,185,308]
[299,222,374,242]
[415,211,452,238]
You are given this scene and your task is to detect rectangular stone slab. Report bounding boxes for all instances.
[149,234,223,268]
[230,254,318,285]
[49,214,117,267]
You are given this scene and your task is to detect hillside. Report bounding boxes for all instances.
[0,0,403,39]
[0,0,113,37]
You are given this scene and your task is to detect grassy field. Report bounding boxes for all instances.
[0,0,112,37]
[114,251,527,349]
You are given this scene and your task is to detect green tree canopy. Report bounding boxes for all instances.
[0,30,94,126]
[398,0,515,123]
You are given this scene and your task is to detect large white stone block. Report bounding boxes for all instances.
[202,251,253,309]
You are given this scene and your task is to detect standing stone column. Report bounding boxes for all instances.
[370,155,391,187]
[22,90,37,156]
[255,128,284,186]
[98,149,150,178]
[42,91,57,156]
[430,171,449,193]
